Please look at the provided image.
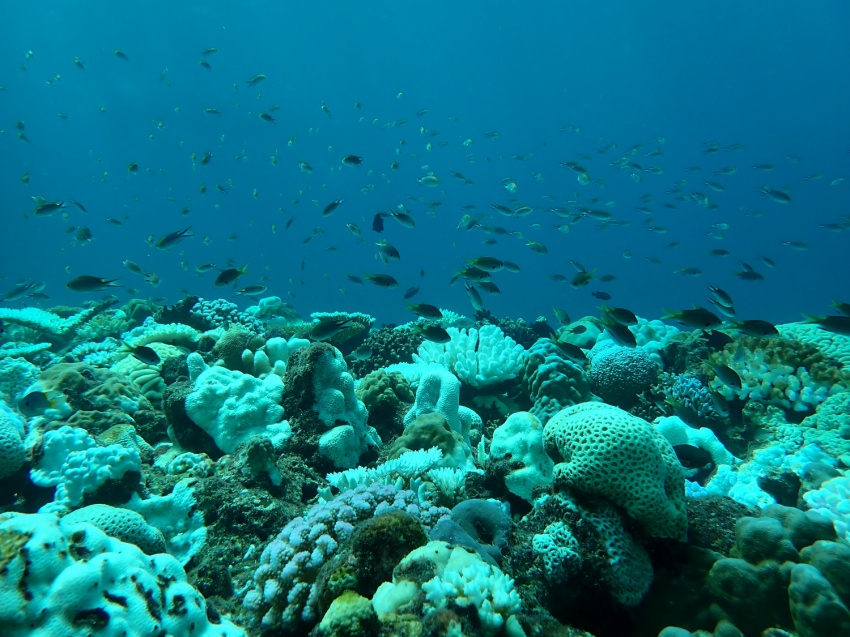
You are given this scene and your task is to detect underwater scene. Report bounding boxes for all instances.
[2,2,850,636]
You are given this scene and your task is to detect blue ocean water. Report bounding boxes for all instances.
[2,1,849,325]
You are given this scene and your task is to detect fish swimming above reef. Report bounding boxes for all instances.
[156,226,194,250]
[66,275,120,292]
[802,315,850,336]
[215,264,248,287]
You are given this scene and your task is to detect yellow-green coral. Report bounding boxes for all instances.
[779,322,850,367]
[709,335,850,413]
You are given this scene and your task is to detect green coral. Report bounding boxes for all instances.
[356,370,414,439]
[709,335,849,414]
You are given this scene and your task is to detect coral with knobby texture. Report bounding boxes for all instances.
[190,297,263,332]
[662,373,728,426]
[543,402,687,540]
[355,369,414,439]
[793,391,850,459]
[282,343,380,470]
[531,494,655,607]
[121,316,202,349]
[654,415,736,466]
[0,400,26,479]
[490,411,554,502]
[62,504,167,555]
[348,325,424,378]
[312,510,428,617]
[372,541,523,636]
[779,322,850,367]
[522,338,593,425]
[310,310,374,349]
[0,512,244,637]
[803,474,850,542]
[242,335,309,378]
[588,340,659,409]
[184,352,290,455]
[402,367,481,445]
[701,504,846,637]
[389,412,476,470]
[244,295,301,321]
[413,324,527,387]
[28,425,141,514]
[709,334,849,413]
[76,308,132,342]
[242,482,448,633]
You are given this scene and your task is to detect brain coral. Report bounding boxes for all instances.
[543,402,687,540]
[522,338,592,425]
[588,340,659,408]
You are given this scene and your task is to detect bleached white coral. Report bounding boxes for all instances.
[413,325,527,387]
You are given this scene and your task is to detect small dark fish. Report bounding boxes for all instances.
[372,212,385,233]
[465,280,485,312]
[311,318,355,341]
[347,275,364,285]
[592,291,611,301]
[710,362,742,390]
[831,300,850,317]
[403,286,420,300]
[215,264,248,286]
[736,261,764,281]
[114,49,129,61]
[237,285,268,296]
[156,226,194,250]
[342,155,363,166]
[246,73,266,87]
[259,112,276,123]
[70,199,87,213]
[363,273,398,288]
[106,217,123,226]
[477,281,501,295]
[127,162,139,173]
[601,306,638,326]
[707,285,734,308]
[123,343,160,365]
[322,198,344,217]
[663,307,722,330]
[32,197,67,216]
[757,186,791,204]
[413,324,452,343]
[350,344,372,361]
[731,319,778,337]
[196,263,216,273]
[407,303,443,319]
[552,307,570,325]
[571,270,595,288]
[704,330,735,350]
[67,275,120,292]
[390,210,416,228]
[598,274,617,282]
[802,315,850,336]
[673,444,713,469]
[75,227,93,243]
[18,391,58,417]
[602,320,636,347]
[550,339,587,364]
